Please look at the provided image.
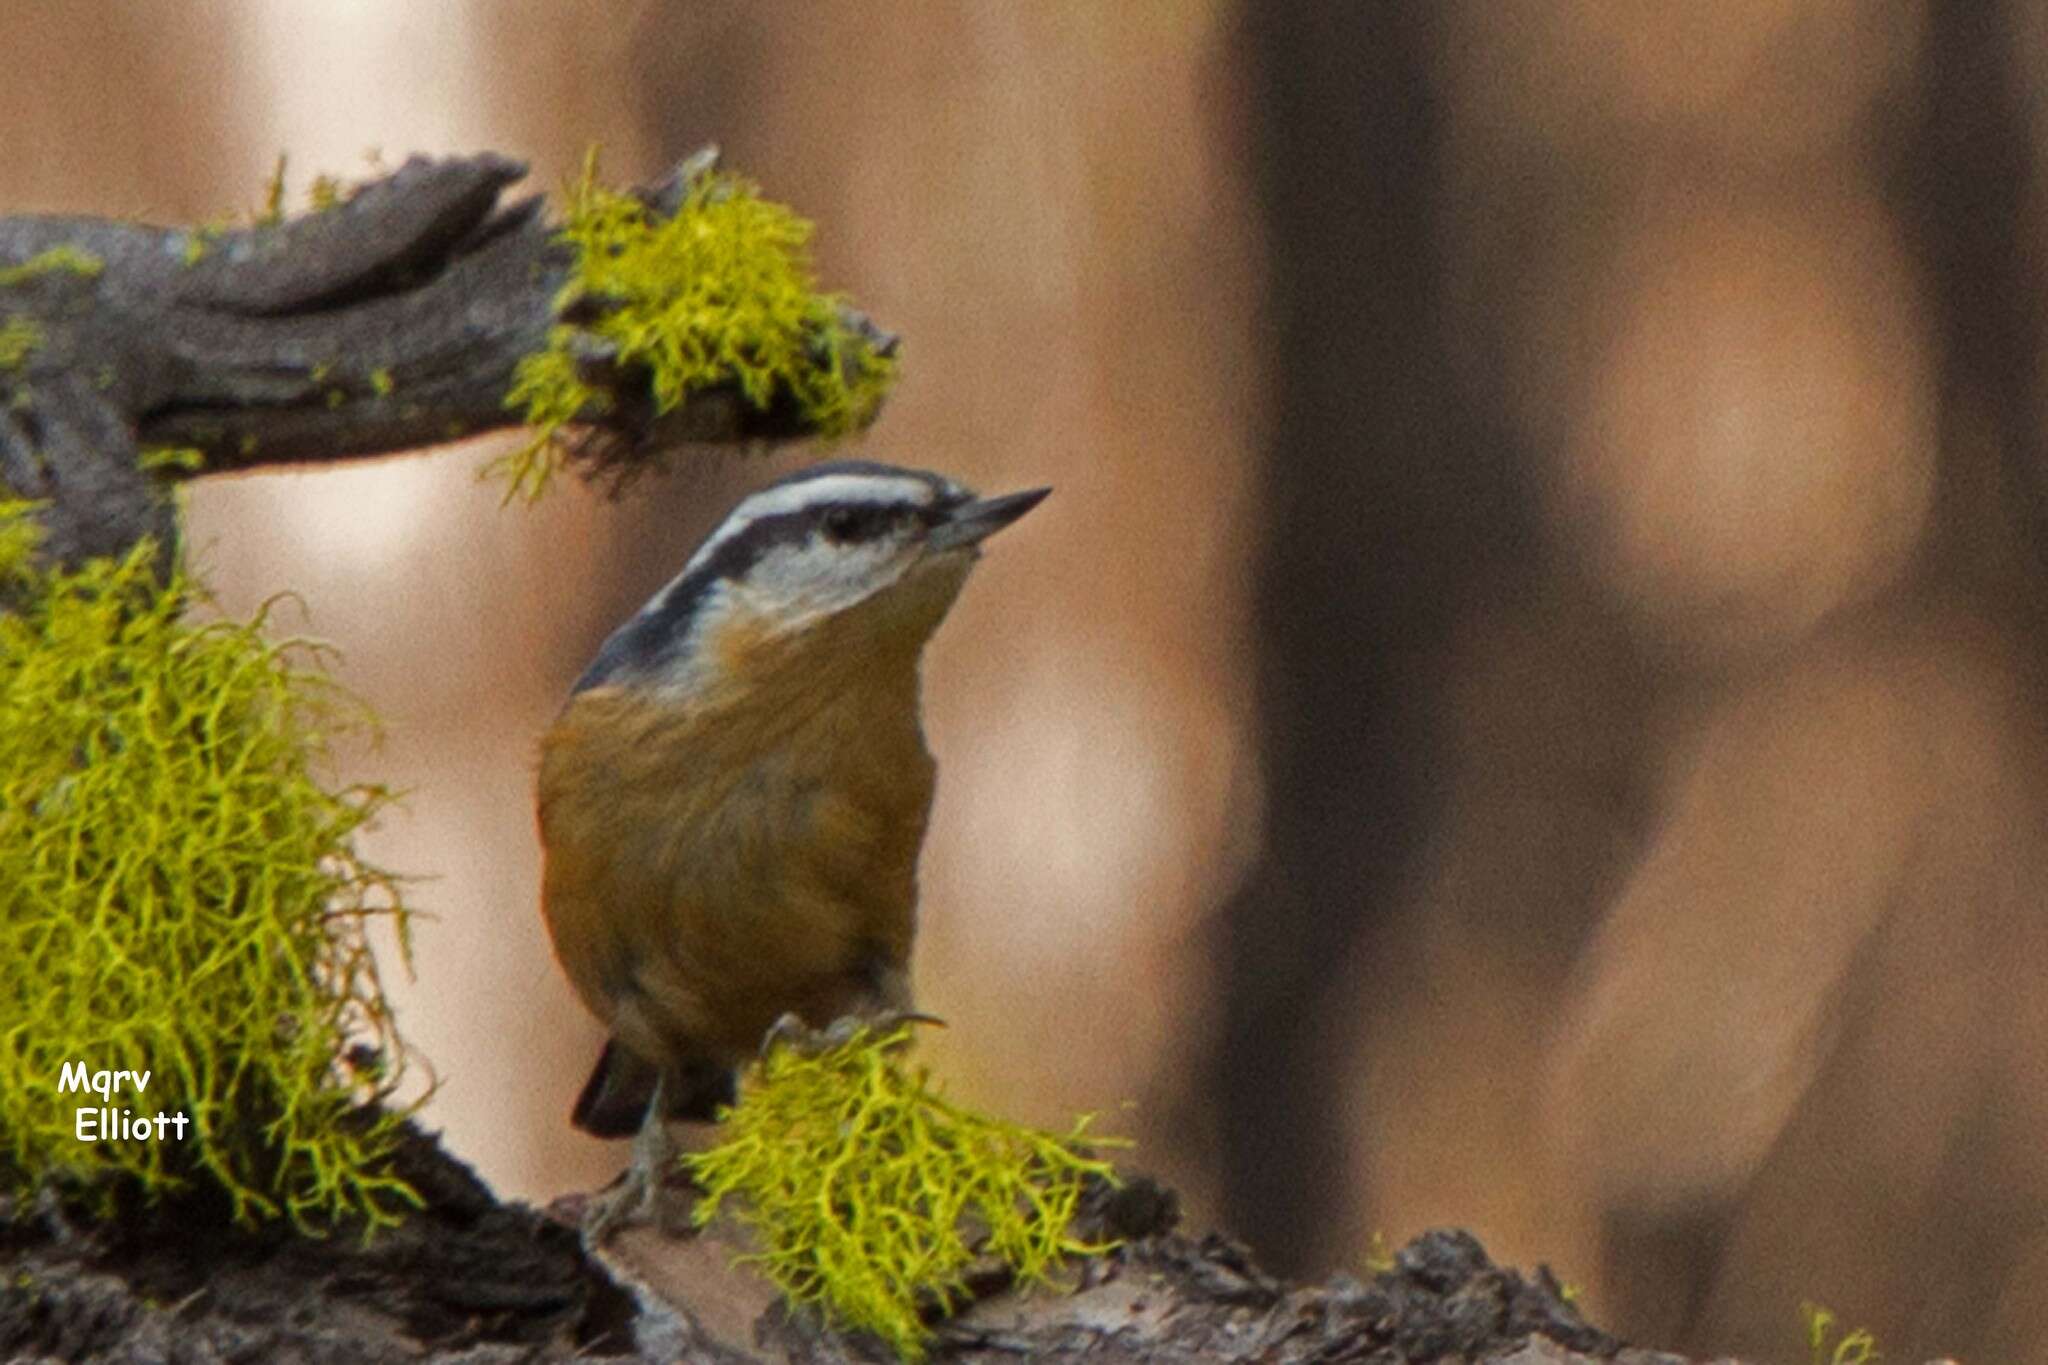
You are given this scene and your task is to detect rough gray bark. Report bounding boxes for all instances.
[0,149,895,575]
[0,1122,1650,1363]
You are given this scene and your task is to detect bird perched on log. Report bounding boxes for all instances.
[536,459,1048,1238]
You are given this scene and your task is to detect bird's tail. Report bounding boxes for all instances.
[571,1039,657,1137]
[571,1039,737,1136]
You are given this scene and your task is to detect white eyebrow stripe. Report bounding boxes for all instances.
[679,472,939,575]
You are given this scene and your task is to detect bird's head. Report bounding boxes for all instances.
[573,460,1049,699]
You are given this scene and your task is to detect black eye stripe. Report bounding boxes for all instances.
[822,503,900,542]
[692,501,912,580]
[571,481,958,695]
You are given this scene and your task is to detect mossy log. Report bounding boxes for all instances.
[0,150,897,575]
[1,1121,1657,1364]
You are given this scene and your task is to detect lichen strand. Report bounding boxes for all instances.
[497,151,899,499]
[0,246,104,289]
[0,503,420,1232]
[684,1026,1122,1362]
[137,445,206,474]
[0,316,42,370]
[257,152,290,227]
[307,174,347,213]
[1802,1302,1881,1365]
[180,221,227,267]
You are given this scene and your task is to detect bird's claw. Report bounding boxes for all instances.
[759,1011,809,1060]
[879,1009,948,1038]
[579,1162,655,1252]
[757,1009,947,1061]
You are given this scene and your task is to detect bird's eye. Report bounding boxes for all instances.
[822,506,888,543]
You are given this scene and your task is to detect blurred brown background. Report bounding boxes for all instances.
[8,3,2048,1361]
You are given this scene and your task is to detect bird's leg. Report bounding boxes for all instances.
[580,1077,680,1251]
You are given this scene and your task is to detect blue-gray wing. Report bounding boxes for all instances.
[569,564,723,695]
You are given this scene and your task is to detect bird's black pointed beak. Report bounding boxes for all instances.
[927,486,1051,552]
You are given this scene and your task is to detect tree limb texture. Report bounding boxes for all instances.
[0,152,895,572]
[0,1123,1670,1364]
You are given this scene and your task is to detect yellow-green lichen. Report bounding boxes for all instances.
[137,445,205,474]
[181,221,227,267]
[369,367,394,397]
[496,149,899,500]
[0,246,103,289]
[303,151,386,215]
[257,152,289,227]
[0,317,41,370]
[0,502,421,1233]
[685,1026,1121,1362]
[308,175,346,213]
[1802,1301,1880,1365]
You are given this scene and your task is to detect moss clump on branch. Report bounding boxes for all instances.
[685,1025,1122,1362]
[0,502,420,1232]
[498,149,899,499]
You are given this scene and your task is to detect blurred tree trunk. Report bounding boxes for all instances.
[1211,3,1531,1276]
[1897,4,2048,576]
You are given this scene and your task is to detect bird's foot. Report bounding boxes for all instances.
[758,1009,946,1061]
[580,1104,685,1252]
[579,1161,655,1253]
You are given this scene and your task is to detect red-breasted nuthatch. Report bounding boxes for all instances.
[537,459,1047,1230]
